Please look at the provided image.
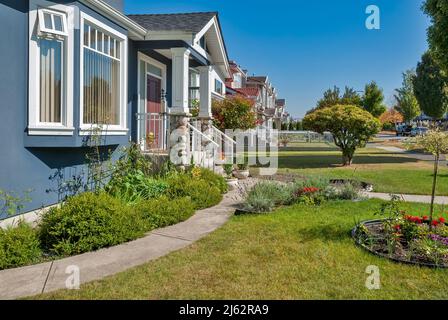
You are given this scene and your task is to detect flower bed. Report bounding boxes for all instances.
[353,197,448,268]
[238,176,363,214]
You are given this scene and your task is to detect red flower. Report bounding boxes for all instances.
[432,220,439,227]
[439,217,446,224]
[393,225,401,231]
[423,216,429,221]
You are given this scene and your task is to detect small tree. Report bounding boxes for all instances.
[212,96,257,131]
[303,105,381,166]
[394,70,420,123]
[362,81,387,117]
[406,130,448,227]
[413,52,448,120]
[379,109,404,130]
[311,86,363,114]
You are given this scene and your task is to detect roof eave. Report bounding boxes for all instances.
[80,0,147,40]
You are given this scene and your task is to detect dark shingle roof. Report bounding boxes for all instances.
[127,12,217,33]
[247,76,268,83]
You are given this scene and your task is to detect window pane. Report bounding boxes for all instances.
[83,48,120,125]
[53,15,63,32]
[40,39,62,123]
[115,41,120,59]
[84,24,90,46]
[43,13,52,29]
[96,30,103,53]
[89,27,96,50]
[148,64,162,77]
[104,35,110,55]
[109,38,115,57]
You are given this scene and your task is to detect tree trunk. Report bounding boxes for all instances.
[342,154,353,167]
[429,154,439,230]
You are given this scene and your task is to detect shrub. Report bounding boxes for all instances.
[293,176,330,191]
[338,182,361,200]
[194,168,228,194]
[165,174,223,209]
[242,181,292,213]
[106,170,168,204]
[135,196,195,230]
[0,222,42,270]
[39,192,145,256]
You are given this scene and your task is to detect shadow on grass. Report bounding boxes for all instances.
[278,155,420,169]
[298,224,351,243]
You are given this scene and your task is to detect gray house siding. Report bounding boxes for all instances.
[0,0,133,219]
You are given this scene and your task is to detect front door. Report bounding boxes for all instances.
[146,75,163,150]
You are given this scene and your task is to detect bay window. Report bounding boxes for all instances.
[28,1,74,135]
[80,13,127,134]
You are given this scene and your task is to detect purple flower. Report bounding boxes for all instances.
[428,234,448,246]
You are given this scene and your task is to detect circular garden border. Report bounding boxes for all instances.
[352,219,448,269]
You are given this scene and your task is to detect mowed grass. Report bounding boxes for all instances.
[33,200,448,300]
[256,143,448,196]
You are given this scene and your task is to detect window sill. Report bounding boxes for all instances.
[78,127,129,136]
[28,126,75,136]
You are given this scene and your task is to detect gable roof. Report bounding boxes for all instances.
[235,87,260,97]
[127,12,217,33]
[247,76,268,83]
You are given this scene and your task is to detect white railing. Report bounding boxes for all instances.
[210,125,236,165]
[186,121,219,170]
[136,112,169,153]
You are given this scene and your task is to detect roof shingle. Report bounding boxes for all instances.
[127,12,217,33]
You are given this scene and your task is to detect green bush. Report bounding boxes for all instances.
[135,196,195,230]
[166,174,223,209]
[196,168,228,194]
[106,170,168,204]
[39,192,145,256]
[0,222,42,270]
[242,181,292,213]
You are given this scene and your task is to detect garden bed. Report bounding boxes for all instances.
[353,219,448,268]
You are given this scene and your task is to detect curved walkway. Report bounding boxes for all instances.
[0,181,254,300]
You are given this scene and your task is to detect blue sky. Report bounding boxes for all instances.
[125,0,430,118]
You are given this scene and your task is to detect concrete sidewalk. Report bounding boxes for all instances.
[365,192,448,205]
[0,181,253,300]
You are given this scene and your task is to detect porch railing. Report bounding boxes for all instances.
[136,112,169,153]
[210,125,237,165]
[186,121,219,170]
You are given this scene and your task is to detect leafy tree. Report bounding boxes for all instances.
[379,109,404,130]
[424,0,448,73]
[413,52,448,119]
[362,81,386,117]
[295,121,303,131]
[394,70,420,123]
[288,122,295,131]
[313,86,362,113]
[406,130,448,228]
[303,105,381,166]
[341,87,363,107]
[212,96,257,130]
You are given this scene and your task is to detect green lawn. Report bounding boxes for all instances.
[254,143,448,196]
[34,200,448,300]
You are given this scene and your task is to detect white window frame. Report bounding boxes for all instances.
[37,8,68,37]
[28,0,74,136]
[79,12,128,136]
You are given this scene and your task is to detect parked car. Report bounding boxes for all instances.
[396,124,413,136]
[410,127,428,137]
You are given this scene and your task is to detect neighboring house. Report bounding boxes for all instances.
[0,0,231,218]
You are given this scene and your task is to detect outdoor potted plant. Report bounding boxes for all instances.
[233,156,250,180]
[224,164,238,190]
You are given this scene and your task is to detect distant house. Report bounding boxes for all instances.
[0,0,232,218]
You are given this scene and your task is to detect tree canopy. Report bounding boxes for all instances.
[212,96,258,131]
[424,0,448,73]
[394,70,420,123]
[303,105,381,166]
[362,81,386,117]
[413,52,448,119]
[311,86,362,114]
